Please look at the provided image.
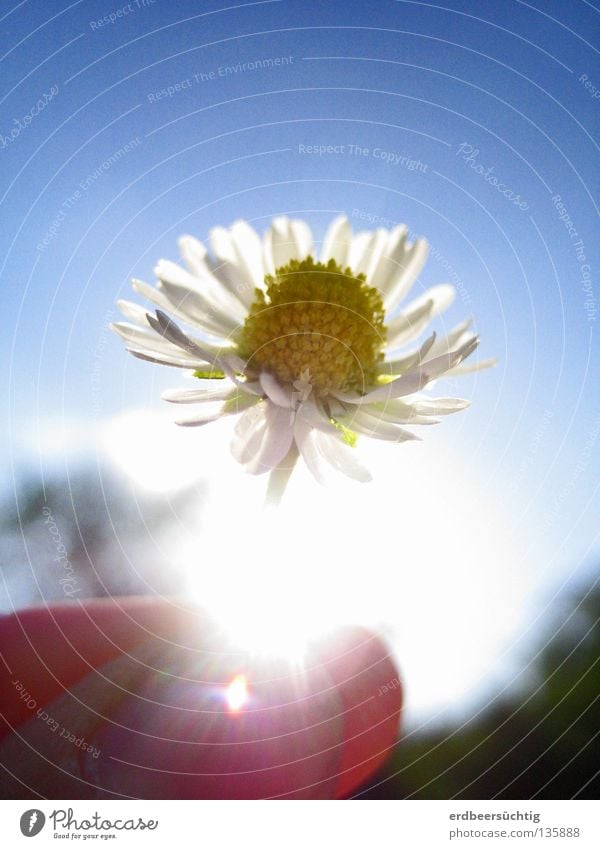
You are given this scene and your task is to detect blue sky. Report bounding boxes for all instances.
[1,2,598,656]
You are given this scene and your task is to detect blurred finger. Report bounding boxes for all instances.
[0,601,402,799]
[0,596,208,736]
[308,626,403,798]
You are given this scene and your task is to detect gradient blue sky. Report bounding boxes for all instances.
[1,1,598,589]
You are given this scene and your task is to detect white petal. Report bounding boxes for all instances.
[154,258,201,290]
[382,238,429,312]
[127,348,210,369]
[412,397,471,415]
[116,299,151,326]
[263,217,296,272]
[364,410,438,426]
[146,310,226,366]
[209,220,266,310]
[259,372,294,408]
[220,351,249,374]
[162,383,238,403]
[132,277,172,311]
[385,299,435,350]
[231,403,269,463]
[231,401,294,474]
[294,416,372,484]
[132,275,236,343]
[400,284,456,320]
[264,444,300,508]
[336,369,430,405]
[179,233,253,315]
[427,318,473,357]
[339,408,420,442]
[443,357,498,377]
[296,399,338,434]
[208,232,257,311]
[159,284,239,339]
[418,335,480,380]
[293,416,329,484]
[155,262,243,335]
[314,429,372,482]
[217,352,263,395]
[381,332,437,375]
[112,321,214,369]
[383,286,456,353]
[174,410,223,427]
[320,215,351,265]
[178,234,210,277]
[359,399,438,425]
[232,219,267,284]
[112,321,172,352]
[243,403,296,475]
[371,224,408,290]
[176,391,259,426]
[347,230,373,276]
[209,226,236,265]
[422,320,477,367]
[289,219,313,260]
[428,332,478,365]
[362,228,389,280]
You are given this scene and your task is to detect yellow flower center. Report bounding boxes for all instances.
[237,257,386,394]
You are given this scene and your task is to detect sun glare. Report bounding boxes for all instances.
[103,409,534,722]
[100,409,207,493]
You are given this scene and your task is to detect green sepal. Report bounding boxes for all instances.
[332,420,358,448]
[193,368,226,380]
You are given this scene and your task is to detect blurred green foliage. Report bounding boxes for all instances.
[0,463,206,601]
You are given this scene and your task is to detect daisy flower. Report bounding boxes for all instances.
[111,216,494,493]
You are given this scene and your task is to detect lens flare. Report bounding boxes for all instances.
[226,674,249,712]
